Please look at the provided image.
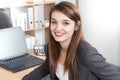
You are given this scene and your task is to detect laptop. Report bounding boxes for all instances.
[0,27,44,73]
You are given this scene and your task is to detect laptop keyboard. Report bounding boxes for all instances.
[0,54,44,72]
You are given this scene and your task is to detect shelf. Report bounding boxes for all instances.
[43,1,55,5]
[36,26,49,31]
[24,28,35,32]
[18,3,34,7]
[25,29,36,36]
[0,1,55,8]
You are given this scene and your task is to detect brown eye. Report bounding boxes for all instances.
[63,22,70,26]
[51,21,57,25]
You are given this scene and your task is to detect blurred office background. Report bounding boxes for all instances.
[79,0,120,65]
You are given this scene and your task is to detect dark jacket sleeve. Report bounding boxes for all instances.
[78,42,120,80]
[22,56,50,80]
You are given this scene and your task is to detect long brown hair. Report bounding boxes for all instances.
[48,1,84,80]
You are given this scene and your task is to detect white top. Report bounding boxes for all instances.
[56,63,68,80]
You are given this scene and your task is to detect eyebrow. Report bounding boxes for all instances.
[51,18,56,20]
[51,18,72,22]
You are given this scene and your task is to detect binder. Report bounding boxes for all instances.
[35,6,39,29]
[35,5,44,29]
[38,5,44,28]
[27,7,34,29]
[25,35,35,49]
[11,12,27,30]
[20,13,27,30]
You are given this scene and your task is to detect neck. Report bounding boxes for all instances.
[58,48,67,65]
[60,39,71,51]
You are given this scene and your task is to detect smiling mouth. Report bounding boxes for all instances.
[55,32,64,37]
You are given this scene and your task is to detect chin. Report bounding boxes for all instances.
[54,39,64,42]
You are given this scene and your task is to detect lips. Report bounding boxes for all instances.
[55,32,64,37]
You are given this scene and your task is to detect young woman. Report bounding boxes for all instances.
[22,1,120,80]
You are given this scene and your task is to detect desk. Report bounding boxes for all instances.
[0,49,46,80]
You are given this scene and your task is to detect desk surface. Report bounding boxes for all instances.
[0,49,46,80]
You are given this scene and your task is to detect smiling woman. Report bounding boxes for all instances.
[22,1,120,80]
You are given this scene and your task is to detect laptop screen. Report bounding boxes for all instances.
[0,27,28,60]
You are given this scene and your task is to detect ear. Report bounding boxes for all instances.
[74,21,81,31]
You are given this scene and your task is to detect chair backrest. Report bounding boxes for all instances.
[0,9,13,29]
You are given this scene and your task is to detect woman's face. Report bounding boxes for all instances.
[50,11,75,44]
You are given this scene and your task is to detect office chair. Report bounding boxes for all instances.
[0,9,13,29]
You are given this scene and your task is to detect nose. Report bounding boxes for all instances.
[55,23,62,31]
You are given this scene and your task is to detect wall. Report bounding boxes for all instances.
[79,0,120,65]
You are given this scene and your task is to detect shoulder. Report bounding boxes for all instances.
[76,40,106,64]
[77,40,98,58]
[77,40,98,53]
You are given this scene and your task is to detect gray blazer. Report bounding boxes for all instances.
[22,41,120,80]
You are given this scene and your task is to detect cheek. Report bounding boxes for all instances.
[66,25,75,33]
[50,26,55,35]
[50,25,55,31]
